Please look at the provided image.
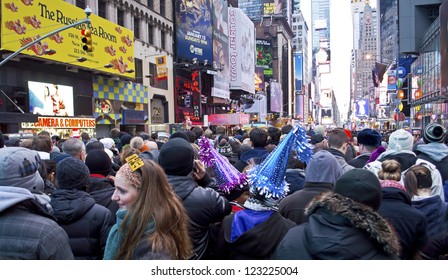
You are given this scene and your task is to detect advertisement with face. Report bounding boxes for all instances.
[228,8,255,93]
[29,81,74,116]
[176,0,213,61]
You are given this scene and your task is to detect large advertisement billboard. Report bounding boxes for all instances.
[29,81,74,116]
[228,8,255,93]
[294,52,303,92]
[212,0,230,99]
[270,81,283,113]
[1,0,135,78]
[238,0,284,21]
[256,39,273,77]
[441,1,448,96]
[175,0,213,62]
[355,99,369,117]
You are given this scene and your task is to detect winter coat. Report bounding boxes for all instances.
[328,148,355,174]
[278,182,333,225]
[87,176,119,215]
[240,147,269,165]
[348,153,371,168]
[364,150,445,200]
[273,192,401,260]
[284,168,306,195]
[215,210,295,259]
[167,175,231,260]
[50,189,115,259]
[415,143,448,184]
[412,195,448,237]
[378,187,428,259]
[0,186,74,259]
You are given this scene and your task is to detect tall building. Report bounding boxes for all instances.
[311,0,330,54]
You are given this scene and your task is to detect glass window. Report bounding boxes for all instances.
[117,8,124,26]
[148,24,154,45]
[160,0,166,17]
[98,0,107,19]
[76,0,86,9]
[147,0,153,9]
[161,31,166,50]
[134,17,140,39]
[135,58,143,84]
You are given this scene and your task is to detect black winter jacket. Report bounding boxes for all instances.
[167,175,231,260]
[50,189,115,259]
[88,176,119,215]
[273,192,401,260]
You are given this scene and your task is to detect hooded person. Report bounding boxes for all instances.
[85,150,119,215]
[50,157,115,259]
[274,169,401,260]
[214,125,313,260]
[279,150,343,225]
[364,129,444,200]
[414,123,448,200]
[0,147,74,259]
[158,137,231,260]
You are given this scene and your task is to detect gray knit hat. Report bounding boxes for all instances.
[305,150,343,186]
[56,157,90,190]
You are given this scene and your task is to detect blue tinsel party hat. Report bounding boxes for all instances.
[198,136,248,193]
[247,125,313,201]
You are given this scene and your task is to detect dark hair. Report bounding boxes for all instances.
[110,128,121,139]
[86,140,105,154]
[250,128,268,148]
[267,127,281,144]
[404,165,432,196]
[281,124,293,135]
[171,131,189,141]
[151,132,158,141]
[184,131,196,144]
[192,126,204,140]
[81,132,90,141]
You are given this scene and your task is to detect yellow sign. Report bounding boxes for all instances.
[156,55,168,80]
[398,102,403,112]
[415,105,421,111]
[1,0,135,78]
[22,117,96,128]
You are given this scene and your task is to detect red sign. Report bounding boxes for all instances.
[388,76,397,85]
[394,112,405,122]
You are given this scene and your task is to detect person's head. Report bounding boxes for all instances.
[130,136,149,152]
[281,124,293,135]
[238,144,253,160]
[120,133,132,147]
[404,164,432,197]
[314,125,326,137]
[112,159,192,260]
[192,126,204,140]
[85,150,112,177]
[170,131,189,141]
[267,127,281,143]
[20,138,33,149]
[334,169,382,210]
[422,123,446,144]
[305,150,342,186]
[81,132,90,142]
[357,128,382,153]
[100,137,116,150]
[215,125,226,135]
[62,137,86,161]
[249,128,268,148]
[85,140,105,154]
[37,130,51,137]
[110,128,121,139]
[184,130,196,144]
[327,128,349,153]
[0,147,45,194]
[151,132,158,141]
[378,159,401,182]
[388,129,414,152]
[204,128,213,139]
[120,145,141,165]
[31,135,52,153]
[158,138,195,176]
[56,157,90,191]
[5,137,21,147]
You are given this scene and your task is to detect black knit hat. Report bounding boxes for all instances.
[56,157,90,190]
[310,134,324,145]
[334,169,382,210]
[158,138,194,176]
[85,150,112,176]
[357,128,382,147]
[120,133,132,146]
[423,123,446,143]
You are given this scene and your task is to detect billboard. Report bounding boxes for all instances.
[212,0,230,99]
[294,52,303,92]
[255,66,265,91]
[228,8,255,93]
[270,81,283,113]
[355,99,369,117]
[441,1,448,96]
[28,81,74,116]
[238,0,284,21]
[1,0,135,78]
[256,39,273,77]
[175,0,213,62]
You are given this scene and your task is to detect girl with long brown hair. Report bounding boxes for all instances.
[104,155,192,260]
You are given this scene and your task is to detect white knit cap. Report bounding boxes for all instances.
[388,129,413,152]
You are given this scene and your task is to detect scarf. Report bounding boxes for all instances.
[104,209,155,260]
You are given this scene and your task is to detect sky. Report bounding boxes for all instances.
[301,0,377,122]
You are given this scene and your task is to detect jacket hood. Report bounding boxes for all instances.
[0,186,35,213]
[50,189,96,224]
[377,150,418,171]
[167,175,196,200]
[416,143,448,162]
[305,192,400,258]
[412,195,447,236]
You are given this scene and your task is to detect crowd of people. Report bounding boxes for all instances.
[0,122,447,260]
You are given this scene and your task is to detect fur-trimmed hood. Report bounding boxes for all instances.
[305,192,401,258]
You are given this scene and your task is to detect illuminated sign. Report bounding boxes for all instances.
[22,117,96,128]
[1,0,135,78]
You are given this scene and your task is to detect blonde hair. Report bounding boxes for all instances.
[378,159,401,181]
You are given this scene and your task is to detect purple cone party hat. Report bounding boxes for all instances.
[198,136,248,193]
[248,125,313,201]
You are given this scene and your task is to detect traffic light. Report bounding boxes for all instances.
[81,29,93,52]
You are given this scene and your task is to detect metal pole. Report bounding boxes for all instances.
[0,7,92,67]
[0,89,25,113]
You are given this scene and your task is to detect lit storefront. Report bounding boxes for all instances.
[21,116,96,138]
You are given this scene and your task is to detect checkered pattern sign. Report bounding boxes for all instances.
[93,76,148,104]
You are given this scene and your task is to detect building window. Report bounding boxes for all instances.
[117,8,124,26]
[98,0,107,19]
[161,31,166,50]
[76,0,86,9]
[134,17,140,39]
[147,0,153,9]
[135,58,143,84]
[160,0,166,17]
[148,24,154,45]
